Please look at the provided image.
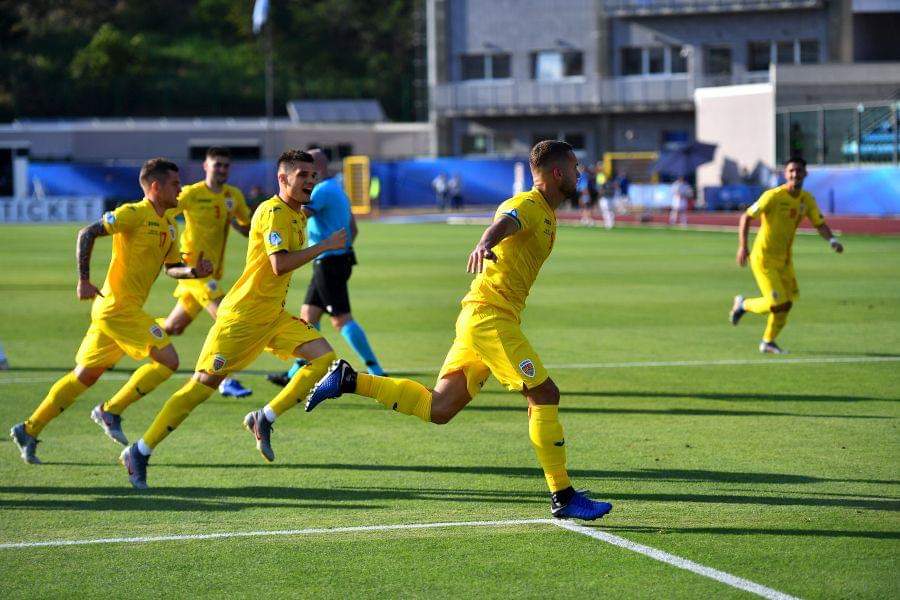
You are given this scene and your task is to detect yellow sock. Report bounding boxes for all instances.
[742,296,771,315]
[763,311,788,343]
[141,379,214,449]
[528,405,571,492]
[25,372,88,436]
[267,352,335,417]
[356,373,432,423]
[104,362,174,415]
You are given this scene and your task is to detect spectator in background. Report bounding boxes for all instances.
[669,176,693,227]
[248,185,268,213]
[614,171,630,214]
[432,172,449,211]
[578,169,595,226]
[597,171,615,230]
[448,173,463,210]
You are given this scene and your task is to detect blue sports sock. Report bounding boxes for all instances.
[341,320,383,375]
[287,322,320,378]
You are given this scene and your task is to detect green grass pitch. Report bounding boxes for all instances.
[0,222,898,598]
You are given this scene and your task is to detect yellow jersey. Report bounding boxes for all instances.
[746,185,824,264]
[171,181,251,279]
[217,196,307,325]
[462,188,557,318]
[93,199,180,318]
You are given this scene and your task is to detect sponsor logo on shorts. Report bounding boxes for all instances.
[212,354,227,372]
[149,324,165,339]
[206,279,218,291]
[268,231,282,246]
[519,359,535,378]
[103,212,116,225]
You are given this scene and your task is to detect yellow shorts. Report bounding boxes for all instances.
[750,255,799,306]
[196,311,322,375]
[174,278,225,318]
[75,308,171,368]
[438,303,549,397]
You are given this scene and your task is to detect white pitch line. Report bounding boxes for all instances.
[552,520,800,600]
[0,519,551,550]
[0,517,800,599]
[0,355,896,386]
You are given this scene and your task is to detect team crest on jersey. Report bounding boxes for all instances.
[206,279,218,291]
[103,212,116,225]
[168,225,176,239]
[225,197,234,211]
[503,208,519,220]
[212,354,227,372]
[149,324,165,340]
[519,359,536,378]
[268,231,282,246]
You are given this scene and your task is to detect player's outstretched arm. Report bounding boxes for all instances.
[736,212,752,267]
[76,221,109,300]
[815,223,843,253]
[230,220,251,237]
[269,229,347,276]
[467,215,520,274]
[165,251,214,279]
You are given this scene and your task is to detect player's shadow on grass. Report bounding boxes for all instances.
[604,525,900,540]
[463,405,891,419]
[557,390,895,403]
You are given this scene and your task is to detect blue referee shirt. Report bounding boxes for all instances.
[307,176,352,259]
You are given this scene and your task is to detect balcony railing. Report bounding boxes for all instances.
[600,0,820,17]
[432,73,769,116]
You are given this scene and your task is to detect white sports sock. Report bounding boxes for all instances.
[136,439,153,456]
[263,405,277,423]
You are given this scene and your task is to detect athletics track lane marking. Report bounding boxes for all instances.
[0,355,897,385]
[0,518,800,599]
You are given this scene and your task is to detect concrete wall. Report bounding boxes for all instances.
[695,83,776,197]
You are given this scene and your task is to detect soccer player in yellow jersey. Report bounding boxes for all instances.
[730,157,844,353]
[120,150,346,489]
[305,141,613,521]
[9,159,213,464]
[162,147,254,398]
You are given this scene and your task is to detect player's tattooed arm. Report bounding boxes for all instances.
[76,221,109,300]
[165,251,213,279]
[466,215,520,274]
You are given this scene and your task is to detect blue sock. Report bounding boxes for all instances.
[341,320,383,375]
[286,321,321,378]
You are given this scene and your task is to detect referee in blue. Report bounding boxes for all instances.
[268,149,385,387]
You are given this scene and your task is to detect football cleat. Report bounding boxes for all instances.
[305,359,357,412]
[551,488,613,521]
[90,403,128,445]
[9,423,41,464]
[266,372,291,388]
[243,409,275,462]
[219,377,252,398]
[729,295,746,326]
[759,341,787,354]
[119,444,150,490]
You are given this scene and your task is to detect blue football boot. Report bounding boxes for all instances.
[10,422,41,464]
[119,444,150,490]
[305,359,357,412]
[219,377,252,398]
[551,488,613,521]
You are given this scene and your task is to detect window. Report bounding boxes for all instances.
[799,40,819,64]
[532,133,556,147]
[776,41,794,64]
[704,46,732,75]
[491,53,511,78]
[747,41,770,71]
[531,50,583,79]
[648,47,665,74]
[621,47,643,75]
[461,134,490,155]
[564,132,586,150]
[461,54,485,80]
[671,46,688,73]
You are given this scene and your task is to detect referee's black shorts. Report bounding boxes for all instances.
[304,251,356,315]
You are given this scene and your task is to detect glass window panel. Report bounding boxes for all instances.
[491,53,511,79]
[858,105,893,163]
[648,47,664,74]
[621,47,643,75]
[533,51,563,80]
[461,54,485,80]
[564,51,584,76]
[823,108,856,164]
[776,112,788,166]
[462,134,489,155]
[776,41,794,64]
[747,41,771,71]
[704,46,732,75]
[799,40,820,64]
[532,133,556,147]
[788,110,819,162]
[564,132,586,150]
[671,46,687,73]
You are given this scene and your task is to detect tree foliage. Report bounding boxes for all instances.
[0,0,418,121]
